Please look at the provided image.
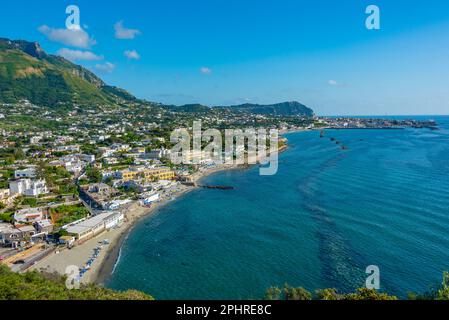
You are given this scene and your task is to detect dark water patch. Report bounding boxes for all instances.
[297,153,368,292]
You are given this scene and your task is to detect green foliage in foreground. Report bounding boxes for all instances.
[0,265,153,300]
[265,285,399,300]
[2,264,449,301]
[266,272,449,300]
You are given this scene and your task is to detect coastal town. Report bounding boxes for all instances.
[1,0,449,306]
[0,99,438,283]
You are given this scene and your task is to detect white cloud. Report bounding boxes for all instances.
[95,62,115,73]
[328,79,345,87]
[38,25,96,48]
[124,50,140,60]
[200,67,212,75]
[114,21,141,39]
[57,48,103,61]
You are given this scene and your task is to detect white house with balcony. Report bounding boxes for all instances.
[9,179,49,197]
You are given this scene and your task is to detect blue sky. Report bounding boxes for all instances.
[1,0,449,115]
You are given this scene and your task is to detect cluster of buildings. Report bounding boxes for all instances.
[318,117,438,129]
[49,153,96,174]
[0,207,53,248]
[80,166,176,210]
[1,99,302,261]
[99,145,171,167]
[0,148,177,252]
[0,203,125,249]
[0,167,49,201]
[80,183,119,210]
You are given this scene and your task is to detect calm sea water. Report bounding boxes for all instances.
[106,116,449,299]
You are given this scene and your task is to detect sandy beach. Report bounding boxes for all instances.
[30,163,240,285]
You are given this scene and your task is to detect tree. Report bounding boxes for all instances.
[344,288,397,300]
[284,286,312,300]
[0,264,153,300]
[267,284,313,301]
[433,272,449,300]
[315,288,342,300]
[265,285,397,300]
[265,287,282,300]
[0,211,13,222]
[86,166,102,183]
[21,197,38,207]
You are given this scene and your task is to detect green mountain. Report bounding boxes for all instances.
[166,103,212,113]
[0,38,136,107]
[222,101,314,117]
[168,101,315,116]
[0,38,314,117]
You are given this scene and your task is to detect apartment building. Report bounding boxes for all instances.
[9,179,49,197]
[117,167,175,182]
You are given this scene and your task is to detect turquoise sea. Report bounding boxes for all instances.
[106,116,449,299]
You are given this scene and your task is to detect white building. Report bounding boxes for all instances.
[99,147,115,158]
[58,154,95,173]
[140,193,160,206]
[105,199,132,211]
[14,207,44,223]
[9,179,48,197]
[111,143,130,152]
[66,211,124,243]
[65,161,84,174]
[34,219,54,234]
[14,167,36,179]
[143,148,171,160]
[30,136,42,144]
[55,145,80,153]
[101,170,116,181]
[80,154,95,163]
[104,157,119,165]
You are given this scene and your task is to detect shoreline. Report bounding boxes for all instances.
[93,151,289,285]
[31,149,286,286]
[92,163,242,285]
[30,164,237,285]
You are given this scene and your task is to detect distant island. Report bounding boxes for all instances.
[167,102,314,117]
